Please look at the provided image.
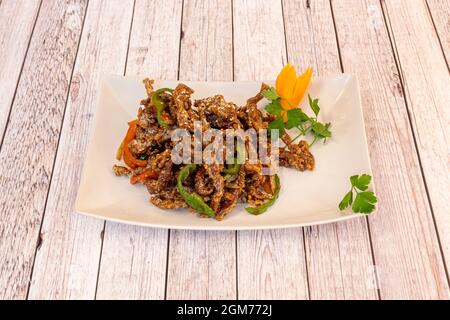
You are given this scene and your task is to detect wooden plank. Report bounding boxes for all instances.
[28,0,134,299]
[0,0,41,144]
[233,0,308,299]
[95,0,182,300]
[426,0,450,65]
[331,0,449,299]
[282,0,378,300]
[382,0,450,280]
[167,230,236,299]
[165,0,236,300]
[0,0,88,299]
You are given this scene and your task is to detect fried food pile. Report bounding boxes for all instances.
[113,79,314,220]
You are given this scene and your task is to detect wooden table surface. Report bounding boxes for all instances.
[0,0,449,300]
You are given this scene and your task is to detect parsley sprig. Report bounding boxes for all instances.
[339,174,377,214]
[262,88,331,146]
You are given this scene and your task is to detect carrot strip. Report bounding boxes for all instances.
[130,170,159,185]
[122,120,147,168]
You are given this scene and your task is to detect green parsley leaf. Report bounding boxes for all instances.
[352,191,377,214]
[268,116,285,132]
[308,94,320,116]
[285,109,308,129]
[261,87,280,101]
[352,174,372,191]
[265,100,283,115]
[350,175,359,187]
[311,122,331,138]
[339,190,353,210]
[339,174,377,214]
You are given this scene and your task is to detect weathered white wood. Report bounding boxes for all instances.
[97,223,168,299]
[283,0,378,300]
[237,229,308,299]
[28,0,133,300]
[167,230,236,299]
[332,0,449,299]
[95,0,182,299]
[0,0,87,299]
[383,0,450,281]
[0,0,41,143]
[178,0,234,81]
[165,0,236,300]
[426,0,450,65]
[234,0,308,299]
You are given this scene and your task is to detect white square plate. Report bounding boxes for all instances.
[75,74,375,230]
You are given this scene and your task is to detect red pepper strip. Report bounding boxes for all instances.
[123,120,147,169]
[130,169,159,185]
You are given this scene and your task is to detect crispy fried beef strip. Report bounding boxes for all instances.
[247,82,270,105]
[151,188,188,209]
[237,83,270,130]
[172,83,198,131]
[113,165,131,177]
[279,133,314,171]
[142,150,173,194]
[216,166,246,220]
[194,166,214,196]
[204,163,225,212]
[195,95,239,129]
[143,78,154,97]
[130,127,170,155]
[153,160,173,193]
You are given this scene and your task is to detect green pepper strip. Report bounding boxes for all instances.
[245,175,281,215]
[223,161,241,175]
[177,164,216,218]
[223,163,241,181]
[223,141,245,179]
[152,88,174,128]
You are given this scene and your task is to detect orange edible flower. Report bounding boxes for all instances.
[275,64,313,120]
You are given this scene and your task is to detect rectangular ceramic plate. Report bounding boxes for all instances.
[75,74,375,230]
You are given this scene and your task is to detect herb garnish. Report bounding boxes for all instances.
[339,174,377,214]
[262,88,331,146]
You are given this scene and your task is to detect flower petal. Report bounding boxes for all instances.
[276,64,291,93]
[291,67,313,107]
[278,65,296,104]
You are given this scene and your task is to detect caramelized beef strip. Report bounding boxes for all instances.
[246,82,270,105]
[130,127,170,155]
[172,83,197,131]
[154,160,174,193]
[143,150,173,193]
[279,133,315,171]
[137,101,157,129]
[143,78,154,97]
[216,166,246,220]
[113,165,131,177]
[195,95,239,129]
[194,166,214,196]
[151,188,188,209]
[204,163,225,212]
[237,83,271,131]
